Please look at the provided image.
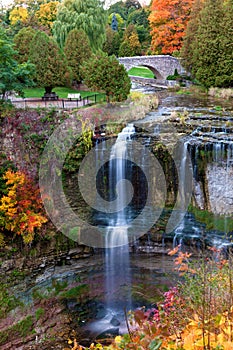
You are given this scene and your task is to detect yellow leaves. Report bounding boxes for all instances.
[114,336,122,345]
[36,1,59,29]
[0,169,47,244]
[9,7,28,25]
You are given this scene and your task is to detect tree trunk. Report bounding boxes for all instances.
[45,86,53,94]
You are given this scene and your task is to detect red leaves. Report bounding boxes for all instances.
[149,0,195,54]
[0,169,47,243]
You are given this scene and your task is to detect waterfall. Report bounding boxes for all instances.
[105,124,135,310]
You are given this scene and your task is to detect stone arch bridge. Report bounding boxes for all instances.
[118,55,185,84]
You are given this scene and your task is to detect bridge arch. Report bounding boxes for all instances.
[118,55,185,83]
[128,64,164,81]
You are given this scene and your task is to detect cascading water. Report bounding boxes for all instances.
[105,124,135,310]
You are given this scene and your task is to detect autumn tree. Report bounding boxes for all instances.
[0,26,35,99]
[13,26,37,63]
[53,0,107,51]
[81,53,131,103]
[0,169,47,244]
[64,29,92,84]
[29,31,71,95]
[149,0,194,54]
[9,6,29,25]
[35,1,59,30]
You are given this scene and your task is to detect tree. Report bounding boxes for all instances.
[13,26,37,63]
[11,0,45,14]
[111,13,118,31]
[127,7,150,28]
[9,6,29,25]
[187,0,231,88]
[28,31,71,94]
[181,0,204,72]
[108,1,128,20]
[125,0,141,13]
[119,24,141,56]
[216,0,233,87]
[119,40,132,56]
[149,0,194,54]
[53,0,107,51]
[0,26,35,99]
[64,29,92,84]
[0,169,47,244]
[81,53,131,103]
[103,26,121,56]
[35,1,59,30]
[108,13,124,32]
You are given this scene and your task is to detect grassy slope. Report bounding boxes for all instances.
[128,66,154,79]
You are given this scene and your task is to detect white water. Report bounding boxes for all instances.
[105,124,135,310]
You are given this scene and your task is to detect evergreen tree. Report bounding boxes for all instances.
[103,26,121,56]
[111,13,118,31]
[181,0,204,73]
[53,0,107,51]
[64,29,92,84]
[119,40,132,56]
[216,0,233,87]
[191,0,226,87]
[81,53,131,103]
[13,27,37,63]
[29,31,71,94]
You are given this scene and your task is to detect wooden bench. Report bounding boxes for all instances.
[67,93,81,100]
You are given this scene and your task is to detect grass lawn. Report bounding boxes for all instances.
[23,87,105,102]
[128,66,154,79]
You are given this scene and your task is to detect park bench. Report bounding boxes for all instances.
[42,92,58,100]
[67,93,81,100]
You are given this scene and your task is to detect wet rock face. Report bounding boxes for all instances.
[206,163,233,215]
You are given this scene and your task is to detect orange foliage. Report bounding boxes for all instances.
[149,0,195,54]
[0,170,47,244]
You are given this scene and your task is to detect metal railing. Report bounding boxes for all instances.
[11,94,105,109]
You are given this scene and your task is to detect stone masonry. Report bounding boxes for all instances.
[118,55,185,83]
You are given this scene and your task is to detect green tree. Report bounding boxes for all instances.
[181,0,204,73]
[81,53,131,103]
[216,0,233,87]
[103,26,121,56]
[53,0,107,51]
[188,0,231,88]
[125,0,141,13]
[64,28,92,84]
[119,40,132,56]
[13,26,37,63]
[0,26,35,99]
[28,31,71,94]
[119,24,141,56]
[108,1,128,20]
